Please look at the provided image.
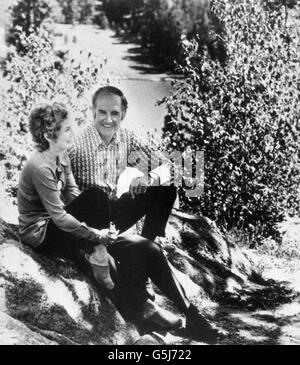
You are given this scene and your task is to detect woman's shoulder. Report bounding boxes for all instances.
[23,151,55,175]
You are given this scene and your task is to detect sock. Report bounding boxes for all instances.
[92,264,114,290]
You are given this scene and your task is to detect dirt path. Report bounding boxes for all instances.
[216,261,300,345]
[54,24,173,137]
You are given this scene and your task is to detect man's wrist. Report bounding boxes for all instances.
[148,171,160,186]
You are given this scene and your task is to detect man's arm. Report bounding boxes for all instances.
[127,130,173,197]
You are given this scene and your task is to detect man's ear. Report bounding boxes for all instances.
[121,110,126,121]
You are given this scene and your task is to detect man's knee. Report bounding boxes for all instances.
[148,185,177,204]
[142,239,163,258]
[84,186,108,202]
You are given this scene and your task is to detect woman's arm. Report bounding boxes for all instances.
[32,165,100,242]
[64,163,81,204]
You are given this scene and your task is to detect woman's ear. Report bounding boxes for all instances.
[44,132,51,143]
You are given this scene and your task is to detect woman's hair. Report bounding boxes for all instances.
[29,102,69,151]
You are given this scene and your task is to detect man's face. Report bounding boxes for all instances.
[93,93,124,142]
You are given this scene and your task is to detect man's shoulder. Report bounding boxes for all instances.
[118,127,131,140]
[74,124,95,141]
[72,124,98,150]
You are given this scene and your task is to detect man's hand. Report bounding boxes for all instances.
[129,175,149,199]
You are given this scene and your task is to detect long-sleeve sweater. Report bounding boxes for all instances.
[17,150,101,248]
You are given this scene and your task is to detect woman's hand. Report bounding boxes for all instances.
[90,228,119,246]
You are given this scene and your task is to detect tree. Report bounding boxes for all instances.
[162,0,300,239]
[6,0,54,54]
[0,29,106,196]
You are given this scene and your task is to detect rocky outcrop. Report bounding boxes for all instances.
[0,211,259,345]
[160,210,256,298]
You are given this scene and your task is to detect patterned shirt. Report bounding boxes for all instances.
[69,124,170,192]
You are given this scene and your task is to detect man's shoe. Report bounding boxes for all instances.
[142,300,183,330]
[184,304,225,344]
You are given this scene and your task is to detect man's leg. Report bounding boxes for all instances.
[66,186,111,229]
[108,234,224,343]
[107,234,189,319]
[111,186,177,241]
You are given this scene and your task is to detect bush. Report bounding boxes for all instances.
[6,0,55,55]
[0,28,107,196]
[93,11,109,29]
[162,0,300,239]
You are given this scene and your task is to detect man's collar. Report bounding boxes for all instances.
[89,124,121,147]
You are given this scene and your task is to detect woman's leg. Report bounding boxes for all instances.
[36,219,98,259]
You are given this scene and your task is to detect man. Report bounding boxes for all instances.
[69,86,223,342]
[69,85,176,242]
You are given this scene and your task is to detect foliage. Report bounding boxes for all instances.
[56,0,95,24]
[135,0,218,69]
[6,0,55,55]
[93,11,109,30]
[162,0,300,238]
[98,0,225,70]
[100,0,132,25]
[0,28,107,197]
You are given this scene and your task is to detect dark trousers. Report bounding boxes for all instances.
[37,187,189,319]
[111,185,177,241]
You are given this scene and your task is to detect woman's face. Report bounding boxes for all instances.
[49,117,74,152]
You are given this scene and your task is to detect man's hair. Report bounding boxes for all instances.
[29,101,69,152]
[92,86,128,114]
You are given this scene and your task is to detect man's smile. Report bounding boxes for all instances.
[102,122,115,128]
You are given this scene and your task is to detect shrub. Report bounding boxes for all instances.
[93,11,109,29]
[162,0,300,239]
[0,28,107,196]
[6,0,55,55]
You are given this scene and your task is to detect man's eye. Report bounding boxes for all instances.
[111,112,119,117]
[98,110,106,115]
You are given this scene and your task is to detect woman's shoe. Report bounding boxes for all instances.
[90,263,115,290]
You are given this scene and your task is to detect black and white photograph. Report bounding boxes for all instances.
[0,0,299,349]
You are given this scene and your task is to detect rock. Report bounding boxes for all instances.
[159,211,257,298]
[0,311,57,345]
[133,334,163,345]
[0,207,263,345]
[0,240,140,345]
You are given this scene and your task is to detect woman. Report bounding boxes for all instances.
[17,101,114,290]
[17,101,222,343]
